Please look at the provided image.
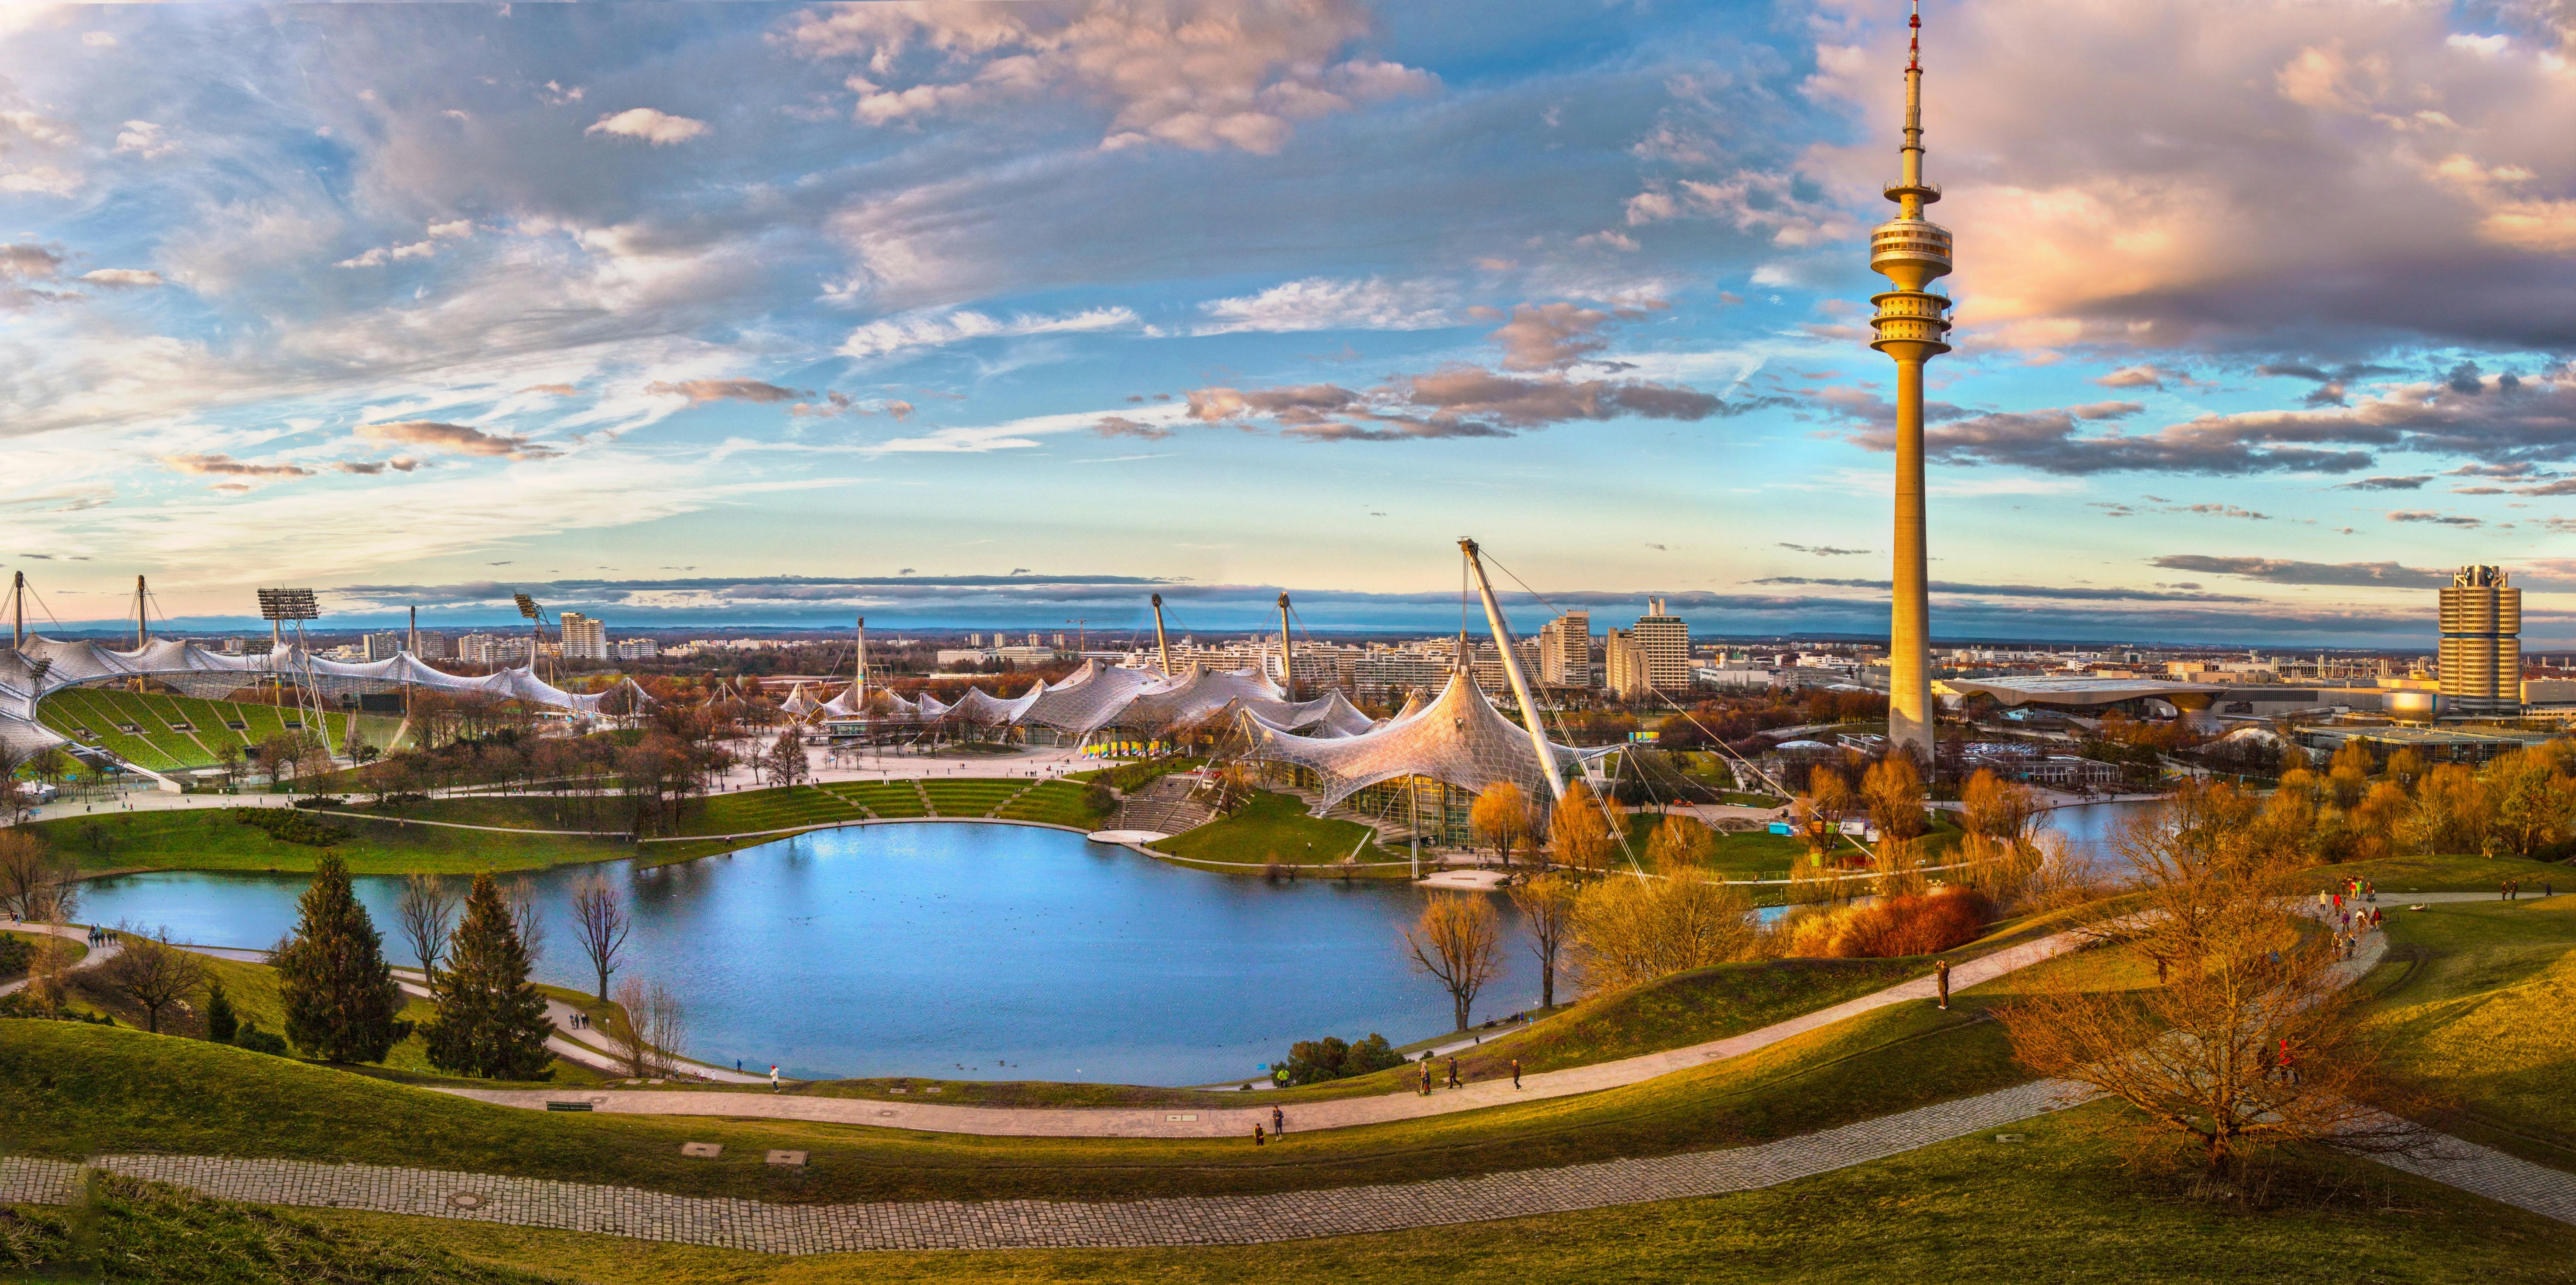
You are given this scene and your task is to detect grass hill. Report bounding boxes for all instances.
[34,686,402,773]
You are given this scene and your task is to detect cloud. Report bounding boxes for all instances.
[2148,555,2448,588]
[1835,396,2371,476]
[2334,475,2431,490]
[1090,415,1171,441]
[1192,277,1451,335]
[782,0,1435,154]
[74,267,163,289]
[333,458,424,475]
[159,453,315,482]
[355,420,558,460]
[1749,576,2258,604]
[1800,2,2576,354]
[1778,543,1868,556]
[645,378,801,405]
[2386,509,2483,526]
[838,306,1140,359]
[518,383,579,397]
[1622,171,1856,247]
[2094,365,2173,389]
[81,31,116,48]
[585,107,710,145]
[1487,302,1618,371]
[112,120,176,160]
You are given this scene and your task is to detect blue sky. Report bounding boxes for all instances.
[4,0,2576,646]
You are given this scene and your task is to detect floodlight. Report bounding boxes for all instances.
[256,588,319,622]
[513,593,541,620]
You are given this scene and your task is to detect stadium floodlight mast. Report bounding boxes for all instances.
[254,587,326,743]
[513,592,547,681]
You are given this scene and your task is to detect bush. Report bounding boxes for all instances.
[1782,885,1992,959]
[230,1019,290,1056]
[232,808,350,848]
[290,796,350,810]
[1274,1032,1405,1087]
[0,933,30,981]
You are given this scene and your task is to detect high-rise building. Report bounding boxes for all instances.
[2439,565,2521,717]
[1603,627,1647,700]
[1866,1,1952,761]
[1539,611,1593,688]
[1632,598,1690,692]
[412,631,454,660]
[559,612,608,661]
[614,638,658,661]
[362,631,405,662]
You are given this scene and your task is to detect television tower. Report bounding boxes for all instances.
[1868,0,1952,762]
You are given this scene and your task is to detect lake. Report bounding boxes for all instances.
[74,823,1542,1086]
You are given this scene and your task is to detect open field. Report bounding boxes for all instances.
[2321,852,2571,895]
[29,808,639,877]
[2365,894,2576,1172]
[1148,789,1404,869]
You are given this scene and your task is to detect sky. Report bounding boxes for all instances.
[4,0,2576,647]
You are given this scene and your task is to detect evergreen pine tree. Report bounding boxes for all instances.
[203,978,239,1044]
[421,871,555,1080]
[274,854,412,1062]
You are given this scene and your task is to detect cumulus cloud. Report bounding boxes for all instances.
[112,120,176,160]
[839,306,1139,359]
[585,107,711,145]
[333,458,423,475]
[1801,2,2576,355]
[355,420,557,460]
[645,378,802,404]
[782,0,1435,154]
[1192,277,1450,335]
[1622,171,1856,247]
[2335,475,2431,490]
[333,219,475,270]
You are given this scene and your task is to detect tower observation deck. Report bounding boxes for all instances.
[1870,0,1951,762]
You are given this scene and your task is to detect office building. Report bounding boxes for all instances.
[363,631,406,662]
[2439,565,2521,718]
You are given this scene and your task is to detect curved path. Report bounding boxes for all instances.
[436,919,2102,1138]
[0,922,120,998]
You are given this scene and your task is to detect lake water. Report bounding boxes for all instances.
[73,823,1543,1086]
[2036,798,2169,874]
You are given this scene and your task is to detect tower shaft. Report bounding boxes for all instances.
[1868,0,1952,765]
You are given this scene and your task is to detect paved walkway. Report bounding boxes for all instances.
[0,922,118,998]
[439,920,2104,1138]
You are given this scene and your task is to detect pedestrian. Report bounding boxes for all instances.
[1446,1056,1460,1089]
[736,1059,742,1073]
[769,1064,781,1093]
[1253,1124,1266,1147]
[2503,881,2511,902]
[1935,958,1951,1011]
[1272,1105,1284,1136]
[1511,1058,1522,1090]
[1419,1061,1432,1097]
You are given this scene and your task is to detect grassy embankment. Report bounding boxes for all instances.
[2362,892,2576,1173]
[0,902,2132,1205]
[2314,851,2570,895]
[10,1107,2573,1285]
[34,687,401,773]
[1147,789,1405,872]
[27,780,1120,879]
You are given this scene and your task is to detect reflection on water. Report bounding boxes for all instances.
[76,823,1541,1085]
[2038,799,2170,874]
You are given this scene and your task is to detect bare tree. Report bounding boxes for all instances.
[393,874,461,984]
[18,934,80,1015]
[97,926,210,1034]
[506,876,547,966]
[1995,787,2423,1178]
[1406,892,1500,1031]
[0,830,77,923]
[609,975,688,1078]
[569,877,631,1001]
[1508,873,1579,1010]
[765,728,810,789]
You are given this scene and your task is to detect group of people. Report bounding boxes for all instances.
[2500,879,2551,901]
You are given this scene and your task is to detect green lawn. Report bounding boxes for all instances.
[819,780,930,817]
[31,687,399,774]
[29,807,639,876]
[2313,851,2571,894]
[671,786,865,836]
[994,780,1111,829]
[918,779,1030,816]
[311,1101,2576,1285]
[2364,894,2576,1172]
[5,1173,548,1285]
[1148,789,1402,868]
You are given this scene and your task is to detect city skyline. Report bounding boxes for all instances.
[7,1,2576,646]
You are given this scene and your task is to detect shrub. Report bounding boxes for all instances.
[1782,885,1992,959]
[233,808,350,848]
[1274,1032,1404,1087]
[0,933,30,980]
[230,1019,290,1056]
